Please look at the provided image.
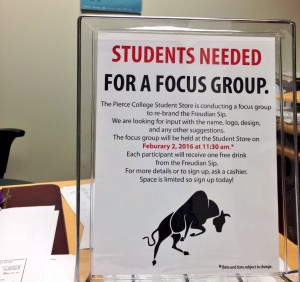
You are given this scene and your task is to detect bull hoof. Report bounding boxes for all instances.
[183,251,189,256]
[152,260,156,266]
[180,237,184,241]
[190,233,195,237]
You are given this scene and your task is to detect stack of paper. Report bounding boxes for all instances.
[0,206,75,282]
[45,255,76,282]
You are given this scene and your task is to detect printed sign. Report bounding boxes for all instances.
[93,33,278,275]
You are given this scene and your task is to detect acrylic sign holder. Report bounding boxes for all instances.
[77,16,299,282]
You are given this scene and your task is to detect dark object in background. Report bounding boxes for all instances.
[0,128,25,178]
[277,78,300,244]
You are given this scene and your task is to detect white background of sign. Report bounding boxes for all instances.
[92,33,278,275]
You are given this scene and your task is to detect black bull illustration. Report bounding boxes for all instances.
[143,191,230,266]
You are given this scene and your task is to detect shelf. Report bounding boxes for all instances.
[277,145,300,161]
[276,121,300,136]
[276,90,300,103]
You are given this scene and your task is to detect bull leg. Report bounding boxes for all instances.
[171,233,189,256]
[152,239,162,266]
[190,224,206,237]
[180,215,193,241]
[152,213,173,266]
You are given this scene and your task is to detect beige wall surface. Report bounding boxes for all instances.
[0,0,80,182]
[142,0,300,73]
[0,0,299,182]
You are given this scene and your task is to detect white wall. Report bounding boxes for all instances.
[0,0,299,182]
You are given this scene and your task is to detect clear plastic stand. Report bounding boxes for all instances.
[77,16,299,282]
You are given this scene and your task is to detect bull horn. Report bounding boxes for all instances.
[221,210,231,217]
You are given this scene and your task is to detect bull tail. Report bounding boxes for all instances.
[143,228,158,246]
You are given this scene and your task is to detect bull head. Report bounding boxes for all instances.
[213,210,231,232]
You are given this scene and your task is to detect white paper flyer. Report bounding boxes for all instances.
[92,33,278,275]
